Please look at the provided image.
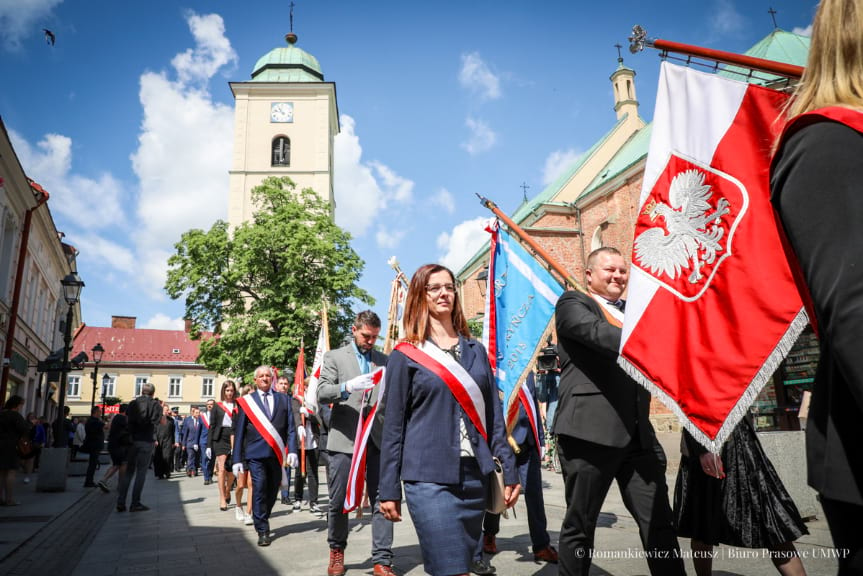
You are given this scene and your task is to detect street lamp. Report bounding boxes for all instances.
[476,266,489,298]
[89,342,104,413]
[101,373,110,417]
[55,272,84,447]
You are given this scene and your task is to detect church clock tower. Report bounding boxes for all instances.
[228,31,339,229]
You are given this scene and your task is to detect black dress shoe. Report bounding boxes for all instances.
[257,531,272,546]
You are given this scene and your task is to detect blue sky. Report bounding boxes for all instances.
[0,0,817,335]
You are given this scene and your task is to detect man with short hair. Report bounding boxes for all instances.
[181,407,202,477]
[200,400,215,484]
[554,247,684,576]
[117,382,163,512]
[317,310,393,576]
[82,406,105,488]
[233,366,299,546]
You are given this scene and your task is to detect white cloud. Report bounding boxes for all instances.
[171,11,238,86]
[430,187,455,214]
[792,24,812,37]
[0,0,63,51]
[437,217,490,273]
[130,12,236,295]
[709,0,745,37]
[141,313,186,330]
[371,161,414,203]
[462,117,497,155]
[334,114,384,237]
[459,52,501,100]
[9,130,128,230]
[72,234,136,275]
[375,227,406,250]
[542,148,582,186]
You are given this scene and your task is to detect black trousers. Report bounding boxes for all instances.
[557,434,685,576]
[820,497,863,575]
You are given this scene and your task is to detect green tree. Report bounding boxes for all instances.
[166,177,371,380]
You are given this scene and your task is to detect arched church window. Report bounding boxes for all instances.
[272,136,290,166]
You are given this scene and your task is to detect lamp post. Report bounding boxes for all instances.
[54,272,84,448]
[476,266,489,298]
[101,373,110,417]
[89,342,104,413]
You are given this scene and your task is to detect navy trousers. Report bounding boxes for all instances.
[248,457,281,534]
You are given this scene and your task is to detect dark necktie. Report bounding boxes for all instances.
[262,392,272,419]
[611,300,626,312]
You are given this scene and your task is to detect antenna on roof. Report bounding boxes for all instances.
[615,43,623,63]
[768,7,779,29]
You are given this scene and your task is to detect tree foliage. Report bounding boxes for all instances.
[166,177,371,381]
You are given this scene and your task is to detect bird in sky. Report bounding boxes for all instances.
[43,28,56,46]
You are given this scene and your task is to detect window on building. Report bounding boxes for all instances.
[67,375,81,398]
[134,376,149,397]
[272,136,291,166]
[591,226,604,252]
[103,375,116,398]
[201,376,214,399]
[169,376,183,398]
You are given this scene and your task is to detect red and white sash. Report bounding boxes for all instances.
[395,341,487,440]
[343,367,385,513]
[217,401,237,417]
[237,394,286,468]
[200,412,210,429]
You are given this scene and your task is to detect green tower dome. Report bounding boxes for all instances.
[250,33,324,82]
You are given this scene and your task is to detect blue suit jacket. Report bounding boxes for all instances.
[233,389,298,462]
[180,416,201,447]
[379,337,517,502]
[510,372,545,450]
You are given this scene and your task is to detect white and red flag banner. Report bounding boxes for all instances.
[618,62,807,453]
[304,305,330,415]
[343,367,386,513]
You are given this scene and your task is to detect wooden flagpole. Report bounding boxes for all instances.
[477,194,586,294]
[628,25,804,80]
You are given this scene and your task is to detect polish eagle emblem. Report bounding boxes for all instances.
[634,168,731,284]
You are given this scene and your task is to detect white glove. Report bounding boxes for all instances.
[205,447,212,459]
[297,426,306,442]
[232,462,244,476]
[300,406,309,417]
[540,445,546,461]
[193,444,199,452]
[286,452,299,468]
[344,372,377,394]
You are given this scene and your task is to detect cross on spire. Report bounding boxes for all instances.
[520,182,530,203]
[768,7,778,29]
[290,1,295,32]
[615,43,623,63]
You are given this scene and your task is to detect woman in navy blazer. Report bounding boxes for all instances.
[379,264,519,576]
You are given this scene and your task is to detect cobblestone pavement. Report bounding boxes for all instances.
[0,434,841,575]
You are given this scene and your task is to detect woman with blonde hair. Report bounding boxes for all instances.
[379,264,519,576]
[232,383,255,525]
[771,0,863,572]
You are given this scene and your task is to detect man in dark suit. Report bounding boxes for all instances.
[233,365,299,546]
[553,247,684,576]
[317,310,393,576]
[180,407,201,477]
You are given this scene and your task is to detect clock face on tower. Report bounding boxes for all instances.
[270,102,294,123]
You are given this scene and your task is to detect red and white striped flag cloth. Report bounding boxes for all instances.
[304,308,330,415]
[618,62,807,453]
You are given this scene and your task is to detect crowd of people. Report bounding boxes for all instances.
[2,5,861,571]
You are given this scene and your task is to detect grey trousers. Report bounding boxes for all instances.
[326,447,393,565]
[118,440,155,507]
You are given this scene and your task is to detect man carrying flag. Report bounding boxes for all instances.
[554,247,684,576]
[317,310,393,576]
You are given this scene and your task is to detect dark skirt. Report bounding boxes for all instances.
[214,427,233,457]
[674,419,809,548]
[404,458,487,576]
